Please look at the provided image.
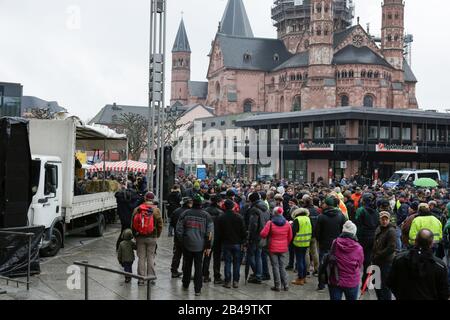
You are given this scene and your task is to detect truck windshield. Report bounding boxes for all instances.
[31,160,41,196]
[388,173,409,182]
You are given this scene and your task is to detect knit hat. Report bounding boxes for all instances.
[342,221,357,236]
[224,199,235,211]
[379,211,391,219]
[193,194,203,205]
[249,192,261,203]
[273,207,284,216]
[325,196,336,207]
[145,192,155,201]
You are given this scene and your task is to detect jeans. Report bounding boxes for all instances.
[288,243,295,267]
[270,252,288,289]
[182,249,204,293]
[122,262,133,280]
[223,244,241,283]
[295,247,308,279]
[329,285,359,301]
[171,241,183,274]
[136,237,157,278]
[375,263,392,301]
[395,226,403,252]
[248,244,262,280]
[318,249,330,289]
[203,242,222,280]
[306,238,319,273]
[261,248,270,278]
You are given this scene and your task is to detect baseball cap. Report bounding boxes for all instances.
[380,211,391,219]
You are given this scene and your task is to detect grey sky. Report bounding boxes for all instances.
[1,0,449,120]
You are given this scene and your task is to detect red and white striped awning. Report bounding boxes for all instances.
[87,161,150,174]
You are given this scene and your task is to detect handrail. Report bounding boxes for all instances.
[73,261,156,300]
[0,231,34,291]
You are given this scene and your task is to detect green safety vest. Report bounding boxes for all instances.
[293,216,312,248]
[409,216,443,245]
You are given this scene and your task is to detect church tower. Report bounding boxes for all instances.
[171,19,191,106]
[303,0,336,109]
[381,0,405,71]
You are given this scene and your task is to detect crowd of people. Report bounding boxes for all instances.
[114,174,450,300]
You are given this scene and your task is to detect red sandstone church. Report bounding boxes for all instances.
[170,0,418,114]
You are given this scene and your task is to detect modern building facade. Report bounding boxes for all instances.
[0,82,22,117]
[236,108,450,183]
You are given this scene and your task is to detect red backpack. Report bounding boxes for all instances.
[133,204,155,235]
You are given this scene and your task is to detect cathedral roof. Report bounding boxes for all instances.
[188,81,208,98]
[333,25,359,48]
[219,0,254,38]
[272,51,309,72]
[172,19,191,53]
[216,33,291,72]
[403,59,417,83]
[333,45,392,68]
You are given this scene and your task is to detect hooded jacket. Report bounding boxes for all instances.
[387,248,449,300]
[216,210,247,246]
[260,215,293,254]
[176,205,214,252]
[329,234,364,288]
[356,206,380,245]
[247,200,271,244]
[316,207,347,251]
[117,229,136,265]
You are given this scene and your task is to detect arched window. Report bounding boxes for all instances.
[387,34,392,42]
[364,95,374,108]
[215,82,221,99]
[349,70,354,78]
[290,74,296,81]
[341,95,350,107]
[280,96,285,112]
[296,73,302,81]
[342,70,348,78]
[335,71,340,79]
[271,77,275,85]
[367,70,374,78]
[361,70,366,78]
[304,72,308,79]
[292,95,301,112]
[374,71,380,78]
[243,100,254,113]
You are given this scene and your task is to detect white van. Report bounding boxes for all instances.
[383,169,441,188]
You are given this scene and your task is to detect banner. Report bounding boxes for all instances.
[299,143,334,152]
[375,143,418,153]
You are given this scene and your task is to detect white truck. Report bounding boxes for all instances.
[27,117,127,257]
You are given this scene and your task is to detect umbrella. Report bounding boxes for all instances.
[413,178,438,188]
[359,271,373,300]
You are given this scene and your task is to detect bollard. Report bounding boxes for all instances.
[85,265,89,300]
[147,279,151,300]
[27,236,31,291]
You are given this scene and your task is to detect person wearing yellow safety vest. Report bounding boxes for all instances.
[409,204,443,252]
[291,208,312,286]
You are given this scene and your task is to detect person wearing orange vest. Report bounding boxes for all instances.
[351,187,363,209]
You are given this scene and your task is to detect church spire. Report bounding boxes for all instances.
[172,18,191,53]
[219,0,254,38]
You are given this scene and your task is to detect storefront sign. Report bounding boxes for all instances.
[299,143,334,152]
[375,144,418,153]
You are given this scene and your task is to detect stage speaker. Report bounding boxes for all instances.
[0,118,32,228]
[163,146,175,201]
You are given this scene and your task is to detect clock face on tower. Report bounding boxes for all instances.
[352,35,364,47]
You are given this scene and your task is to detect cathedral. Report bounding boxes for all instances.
[170,0,418,115]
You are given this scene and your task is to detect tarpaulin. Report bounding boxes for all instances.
[0,225,45,277]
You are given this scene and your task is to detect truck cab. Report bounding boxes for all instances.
[29,156,64,257]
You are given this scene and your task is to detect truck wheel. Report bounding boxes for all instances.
[86,213,106,237]
[40,228,62,257]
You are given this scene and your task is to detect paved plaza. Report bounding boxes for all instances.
[0,223,378,301]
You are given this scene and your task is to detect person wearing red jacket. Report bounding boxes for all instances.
[260,207,293,292]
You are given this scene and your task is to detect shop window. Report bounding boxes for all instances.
[427,128,437,141]
[392,127,401,140]
[380,126,389,139]
[314,125,324,139]
[402,127,411,141]
[369,126,378,139]
[302,125,310,140]
[291,124,300,139]
[338,121,347,139]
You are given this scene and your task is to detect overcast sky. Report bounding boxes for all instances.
[1,0,449,120]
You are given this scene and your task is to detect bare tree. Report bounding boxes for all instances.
[118,113,148,161]
[27,108,54,119]
[163,109,183,146]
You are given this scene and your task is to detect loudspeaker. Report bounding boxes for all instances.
[0,117,32,228]
[163,146,175,201]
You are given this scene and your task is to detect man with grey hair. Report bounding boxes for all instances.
[387,229,449,300]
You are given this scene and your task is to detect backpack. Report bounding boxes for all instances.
[133,204,155,235]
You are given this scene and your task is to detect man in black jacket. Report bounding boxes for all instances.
[170,197,192,278]
[115,183,141,250]
[246,192,270,284]
[217,199,247,288]
[315,196,347,290]
[203,194,224,284]
[167,185,182,237]
[387,229,449,300]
